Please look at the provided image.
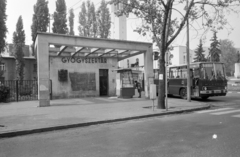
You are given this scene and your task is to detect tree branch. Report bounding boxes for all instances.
[159,0,166,8]
[166,0,194,48]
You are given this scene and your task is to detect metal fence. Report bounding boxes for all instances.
[2,80,52,102]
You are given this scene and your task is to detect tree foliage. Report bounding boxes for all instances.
[68,8,75,35]
[110,0,240,109]
[194,39,206,62]
[97,0,111,38]
[208,31,221,62]
[0,0,7,54]
[90,2,97,37]
[79,2,87,36]
[52,0,68,34]
[220,39,238,76]
[78,0,98,37]
[31,0,49,43]
[13,16,25,81]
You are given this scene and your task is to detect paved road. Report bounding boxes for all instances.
[0,93,239,157]
[200,92,240,107]
[1,104,240,156]
[169,92,240,107]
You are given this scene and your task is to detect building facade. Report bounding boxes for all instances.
[0,44,36,82]
[48,47,119,99]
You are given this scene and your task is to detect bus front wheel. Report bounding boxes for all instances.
[180,88,187,99]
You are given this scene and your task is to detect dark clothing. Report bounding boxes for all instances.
[135,82,142,98]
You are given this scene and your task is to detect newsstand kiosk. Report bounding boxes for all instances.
[115,68,135,98]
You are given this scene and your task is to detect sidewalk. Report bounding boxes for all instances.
[0,96,210,138]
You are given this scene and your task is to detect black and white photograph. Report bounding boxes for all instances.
[1,0,240,156]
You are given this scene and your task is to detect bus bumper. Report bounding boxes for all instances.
[200,89,227,96]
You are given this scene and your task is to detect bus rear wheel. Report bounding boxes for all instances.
[180,88,187,99]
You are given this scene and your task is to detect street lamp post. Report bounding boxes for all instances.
[186,0,191,102]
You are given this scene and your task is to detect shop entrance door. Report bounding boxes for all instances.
[99,69,108,96]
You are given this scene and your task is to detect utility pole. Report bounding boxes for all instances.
[186,0,191,102]
[165,2,172,110]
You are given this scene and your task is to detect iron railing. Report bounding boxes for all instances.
[1,80,52,102]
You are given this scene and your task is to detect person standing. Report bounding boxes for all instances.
[135,81,142,98]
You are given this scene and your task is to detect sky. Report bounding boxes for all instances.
[5,0,240,50]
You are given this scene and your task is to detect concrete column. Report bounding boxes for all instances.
[235,63,240,78]
[144,46,154,98]
[35,36,50,107]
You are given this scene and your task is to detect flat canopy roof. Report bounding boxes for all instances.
[35,32,152,61]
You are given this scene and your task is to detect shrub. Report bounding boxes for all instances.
[19,85,32,96]
[0,85,10,102]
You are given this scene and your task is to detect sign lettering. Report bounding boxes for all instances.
[61,57,107,64]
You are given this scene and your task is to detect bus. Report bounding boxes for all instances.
[154,62,228,100]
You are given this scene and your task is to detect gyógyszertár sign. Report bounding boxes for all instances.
[61,57,107,63]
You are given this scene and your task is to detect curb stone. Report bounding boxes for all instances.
[0,105,210,139]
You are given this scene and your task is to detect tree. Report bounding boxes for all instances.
[31,0,49,43]
[90,2,97,37]
[68,8,75,35]
[208,31,221,62]
[0,0,7,54]
[110,0,240,109]
[193,39,206,62]
[78,2,87,36]
[13,16,25,81]
[0,0,7,78]
[97,0,111,38]
[52,0,68,34]
[78,0,97,37]
[220,39,238,76]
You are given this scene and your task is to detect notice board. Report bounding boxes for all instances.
[69,72,96,91]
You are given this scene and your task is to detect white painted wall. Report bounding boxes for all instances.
[49,56,118,99]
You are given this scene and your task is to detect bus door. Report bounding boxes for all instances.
[191,67,201,97]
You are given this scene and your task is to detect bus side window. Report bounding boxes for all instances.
[182,69,187,78]
[169,68,174,78]
[172,68,178,78]
[176,69,180,78]
[193,68,200,78]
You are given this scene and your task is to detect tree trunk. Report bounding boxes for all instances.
[157,2,169,109]
[157,55,166,109]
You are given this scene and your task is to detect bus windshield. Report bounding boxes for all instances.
[200,63,226,80]
[215,63,226,79]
